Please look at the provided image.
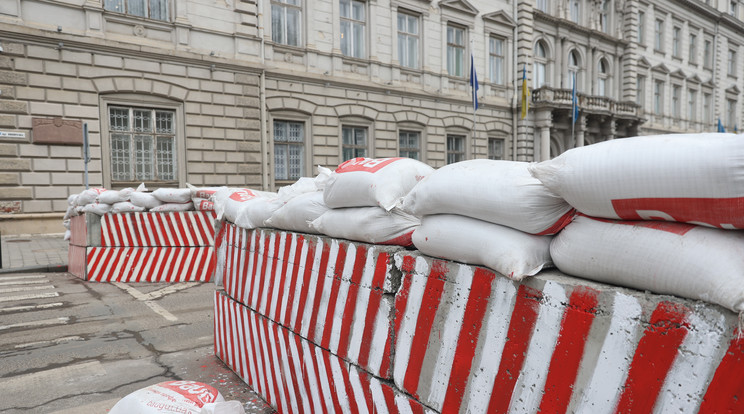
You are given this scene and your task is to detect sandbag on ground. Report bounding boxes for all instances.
[529,133,744,229]
[411,214,553,280]
[403,159,573,234]
[550,214,744,314]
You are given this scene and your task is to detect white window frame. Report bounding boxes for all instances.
[600,0,610,34]
[446,134,466,164]
[341,124,369,160]
[489,36,506,85]
[597,58,610,97]
[687,89,697,122]
[271,0,303,47]
[273,119,306,182]
[727,99,737,129]
[654,18,664,51]
[397,10,420,69]
[703,92,712,124]
[728,48,738,76]
[672,26,681,58]
[488,137,506,160]
[534,41,548,89]
[672,84,681,118]
[569,0,580,24]
[103,0,169,21]
[398,129,422,160]
[638,11,645,44]
[689,33,697,64]
[654,79,664,115]
[340,0,366,59]
[446,24,466,77]
[704,38,713,69]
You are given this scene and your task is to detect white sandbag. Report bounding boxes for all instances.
[233,197,284,229]
[130,191,164,210]
[63,219,71,230]
[403,159,574,235]
[550,215,744,314]
[82,202,112,215]
[213,188,277,223]
[111,201,146,214]
[265,191,329,234]
[277,166,333,201]
[75,188,106,206]
[187,183,223,200]
[63,205,78,220]
[63,229,71,241]
[310,207,420,246]
[529,133,744,229]
[412,214,553,280]
[98,188,134,204]
[109,380,245,414]
[323,157,434,210]
[67,193,78,206]
[150,201,194,212]
[152,187,192,203]
[193,197,215,211]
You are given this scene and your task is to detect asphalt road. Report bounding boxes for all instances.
[0,272,274,413]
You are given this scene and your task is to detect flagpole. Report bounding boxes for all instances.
[571,73,575,148]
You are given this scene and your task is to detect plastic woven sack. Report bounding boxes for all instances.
[152,188,192,203]
[130,191,164,210]
[98,188,134,204]
[75,188,106,206]
[265,191,329,234]
[212,188,276,223]
[150,202,194,212]
[310,207,419,246]
[412,214,553,280]
[403,159,574,235]
[529,133,744,229]
[109,380,245,414]
[111,201,146,214]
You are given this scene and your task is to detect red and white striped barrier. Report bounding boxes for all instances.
[392,252,744,413]
[82,246,215,282]
[100,211,216,247]
[220,223,398,378]
[214,290,434,414]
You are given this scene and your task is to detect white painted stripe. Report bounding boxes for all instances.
[248,310,268,401]
[149,248,167,283]
[300,238,325,338]
[113,283,178,321]
[144,301,178,321]
[233,240,245,297]
[15,335,84,349]
[653,309,726,414]
[160,248,178,283]
[0,285,54,294]
[0,275,46,281]
[275,325,300,414]
[289,239,310,329]
[117,214,130,246]
[329,355,352,414]
[183,213,196,246]
[214,294,223,357]
[348,367,371,414]
[574,293,642,414]
[300,339,324,414]
[110,248,129,283]
[395,394,415,414]
[0,361,105,395]
[0,302,64,313]
[329,244,357,353]
[124,213,136,245]
[279,233,298,324]
[161,214,176,246]
[0,279,49,286]
[89,248,111,281]
[393,256,430,390]
[313,344,336,413]
[128,248,148,283]
[141,248,159,284]
[172,248,190,283]
[347,248,378,362]
[0,292,60,303]
[289,334,313,413]
[242,305,260,395]
[226,300,238,368]
[120,247,140,283]
[369,376,391,414]
[102,216,112,246]
[312,239,339,342]
[251,232,266,309]
[136,211,148,246]
[0,316,69,331]
[193,213,206,246]
[428,264,474,411]
[267,322,289,412]
[367,296,392,376]
[243,230,258,307]
[268,233,287,321]
[508,281,567,414]
[172,213,186,246]
[259,233,278,315]
[465,277,518,414]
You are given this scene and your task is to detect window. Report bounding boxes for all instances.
[703,93,712,124]
[274,120,305,181]
[399,130,420,160]
[689,34,697,63]
[342,126,367,160]
[397,11,419,69]
[447,25,466,77]
[598,58,609,97]
[489,37,505,85]
[536,0,548,12]
[654,80,664,115]
[104,0,168,20]
[673,26,681,57]
[636,76,646,107]
[731,0,738,16]
[638,11,645,44]
[488,138,505,160]
[446,135,465,164]
[340,0,366,58]
[568,50,580,87]
[534,41,548,89]
[728,49,737,76]
[271,0,302,47]
[704,39,712,68]
[688,89,697,121]
[728,99,737,129]
[600,0,610,34]
[108,106,176,183]
[654,19,664,51]
[672,85,681,118]
[570,0,580,23]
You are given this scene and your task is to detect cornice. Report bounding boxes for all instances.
[534,12,629,48]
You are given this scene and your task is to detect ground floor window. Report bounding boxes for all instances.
[274,120,305,181]
[446,134,465,164]
[488,137,505,160]
[399,130,420,160]
[342,126,368,160]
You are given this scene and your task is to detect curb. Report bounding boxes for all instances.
[0,264,68,275]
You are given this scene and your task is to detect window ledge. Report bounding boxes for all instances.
[104,12,174,30]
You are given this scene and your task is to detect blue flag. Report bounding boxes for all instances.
[718,118,725,133]
[571,73,579,125]
[470,53,479,111]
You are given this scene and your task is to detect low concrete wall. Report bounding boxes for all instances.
[0,213,65,235]
[214,223,744,413]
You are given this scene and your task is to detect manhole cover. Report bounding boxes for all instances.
[6,239,31,243]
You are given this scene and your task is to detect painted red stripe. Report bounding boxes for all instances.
[168,213,185,246]
[256,316,276,408]
[539,286,601,413]
[130,213,144,246]
[149,213,164,245]
[293,240,318,333]
[239,230,253,305]
[409,399,426,414]
[306,241,332,342]
[336,245,368,359]
[381,267,416,378]
[234,298,248,382]
[292,334,319,414]
[143,213,157,246]
[123,214,137,246]
[271,322,292,414]
[217,293,229,364]
[282,235,305,327]
[488,284,543,412]
[614,301,691,414]
[356,369,375,413]
[227,299,239,370]
[381,382,397,412]
[225,226,236,297]
[152,248,168,282]
[128,248,148,282]
[106,249,128,282]
[699,331,744,413]
[251,233,271,309]
[246,308,263,397]
[174,249,191,283]
[87,247,107,278]
[320,242,348,349]
[162,249,177,283]
[320,347,344,413]
[337,359,361,414]
[265,320,287,413]
[246,231,262,307]
[263,233,283,314]
[357,253,390,369]
[441,268,497,413]
[281,330,306,414]
[107,214,120,246]
[176,212,193,245]
[213,292,219,356]
[402,259,448,398]
[271,233,294,321]
[158,213,175,246]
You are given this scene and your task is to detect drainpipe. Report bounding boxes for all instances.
[512,0,518,161]
[713,19,719,129]
[258,0,269,191]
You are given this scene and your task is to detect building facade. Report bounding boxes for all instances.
[0,0,742,233]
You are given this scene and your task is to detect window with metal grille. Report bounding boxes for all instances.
[104,0,168,21]
[274,120,305,181]
[271,0,302,47]
[342,126,367,160]
[398,11,420,69]
[340,0,366,58]
[108,106,176,182]
[446,135,465,164]
[399,130,420,160]
[488,138,505,160]
[446,25,465,77]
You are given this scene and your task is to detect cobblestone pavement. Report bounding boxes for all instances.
[0,233,68,270]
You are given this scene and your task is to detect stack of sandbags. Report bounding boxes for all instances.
[309,157,433,245]
[529,133,744,317]
[264,167,332,234]
[402,159,572,280]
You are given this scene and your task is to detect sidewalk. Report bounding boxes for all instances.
[0,233,69,273]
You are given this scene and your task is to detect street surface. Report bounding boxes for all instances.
[0,272,274,413]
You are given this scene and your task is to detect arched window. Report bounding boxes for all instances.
[568,50,580,88]
[597,58,609,96]
[534,41,548,89]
